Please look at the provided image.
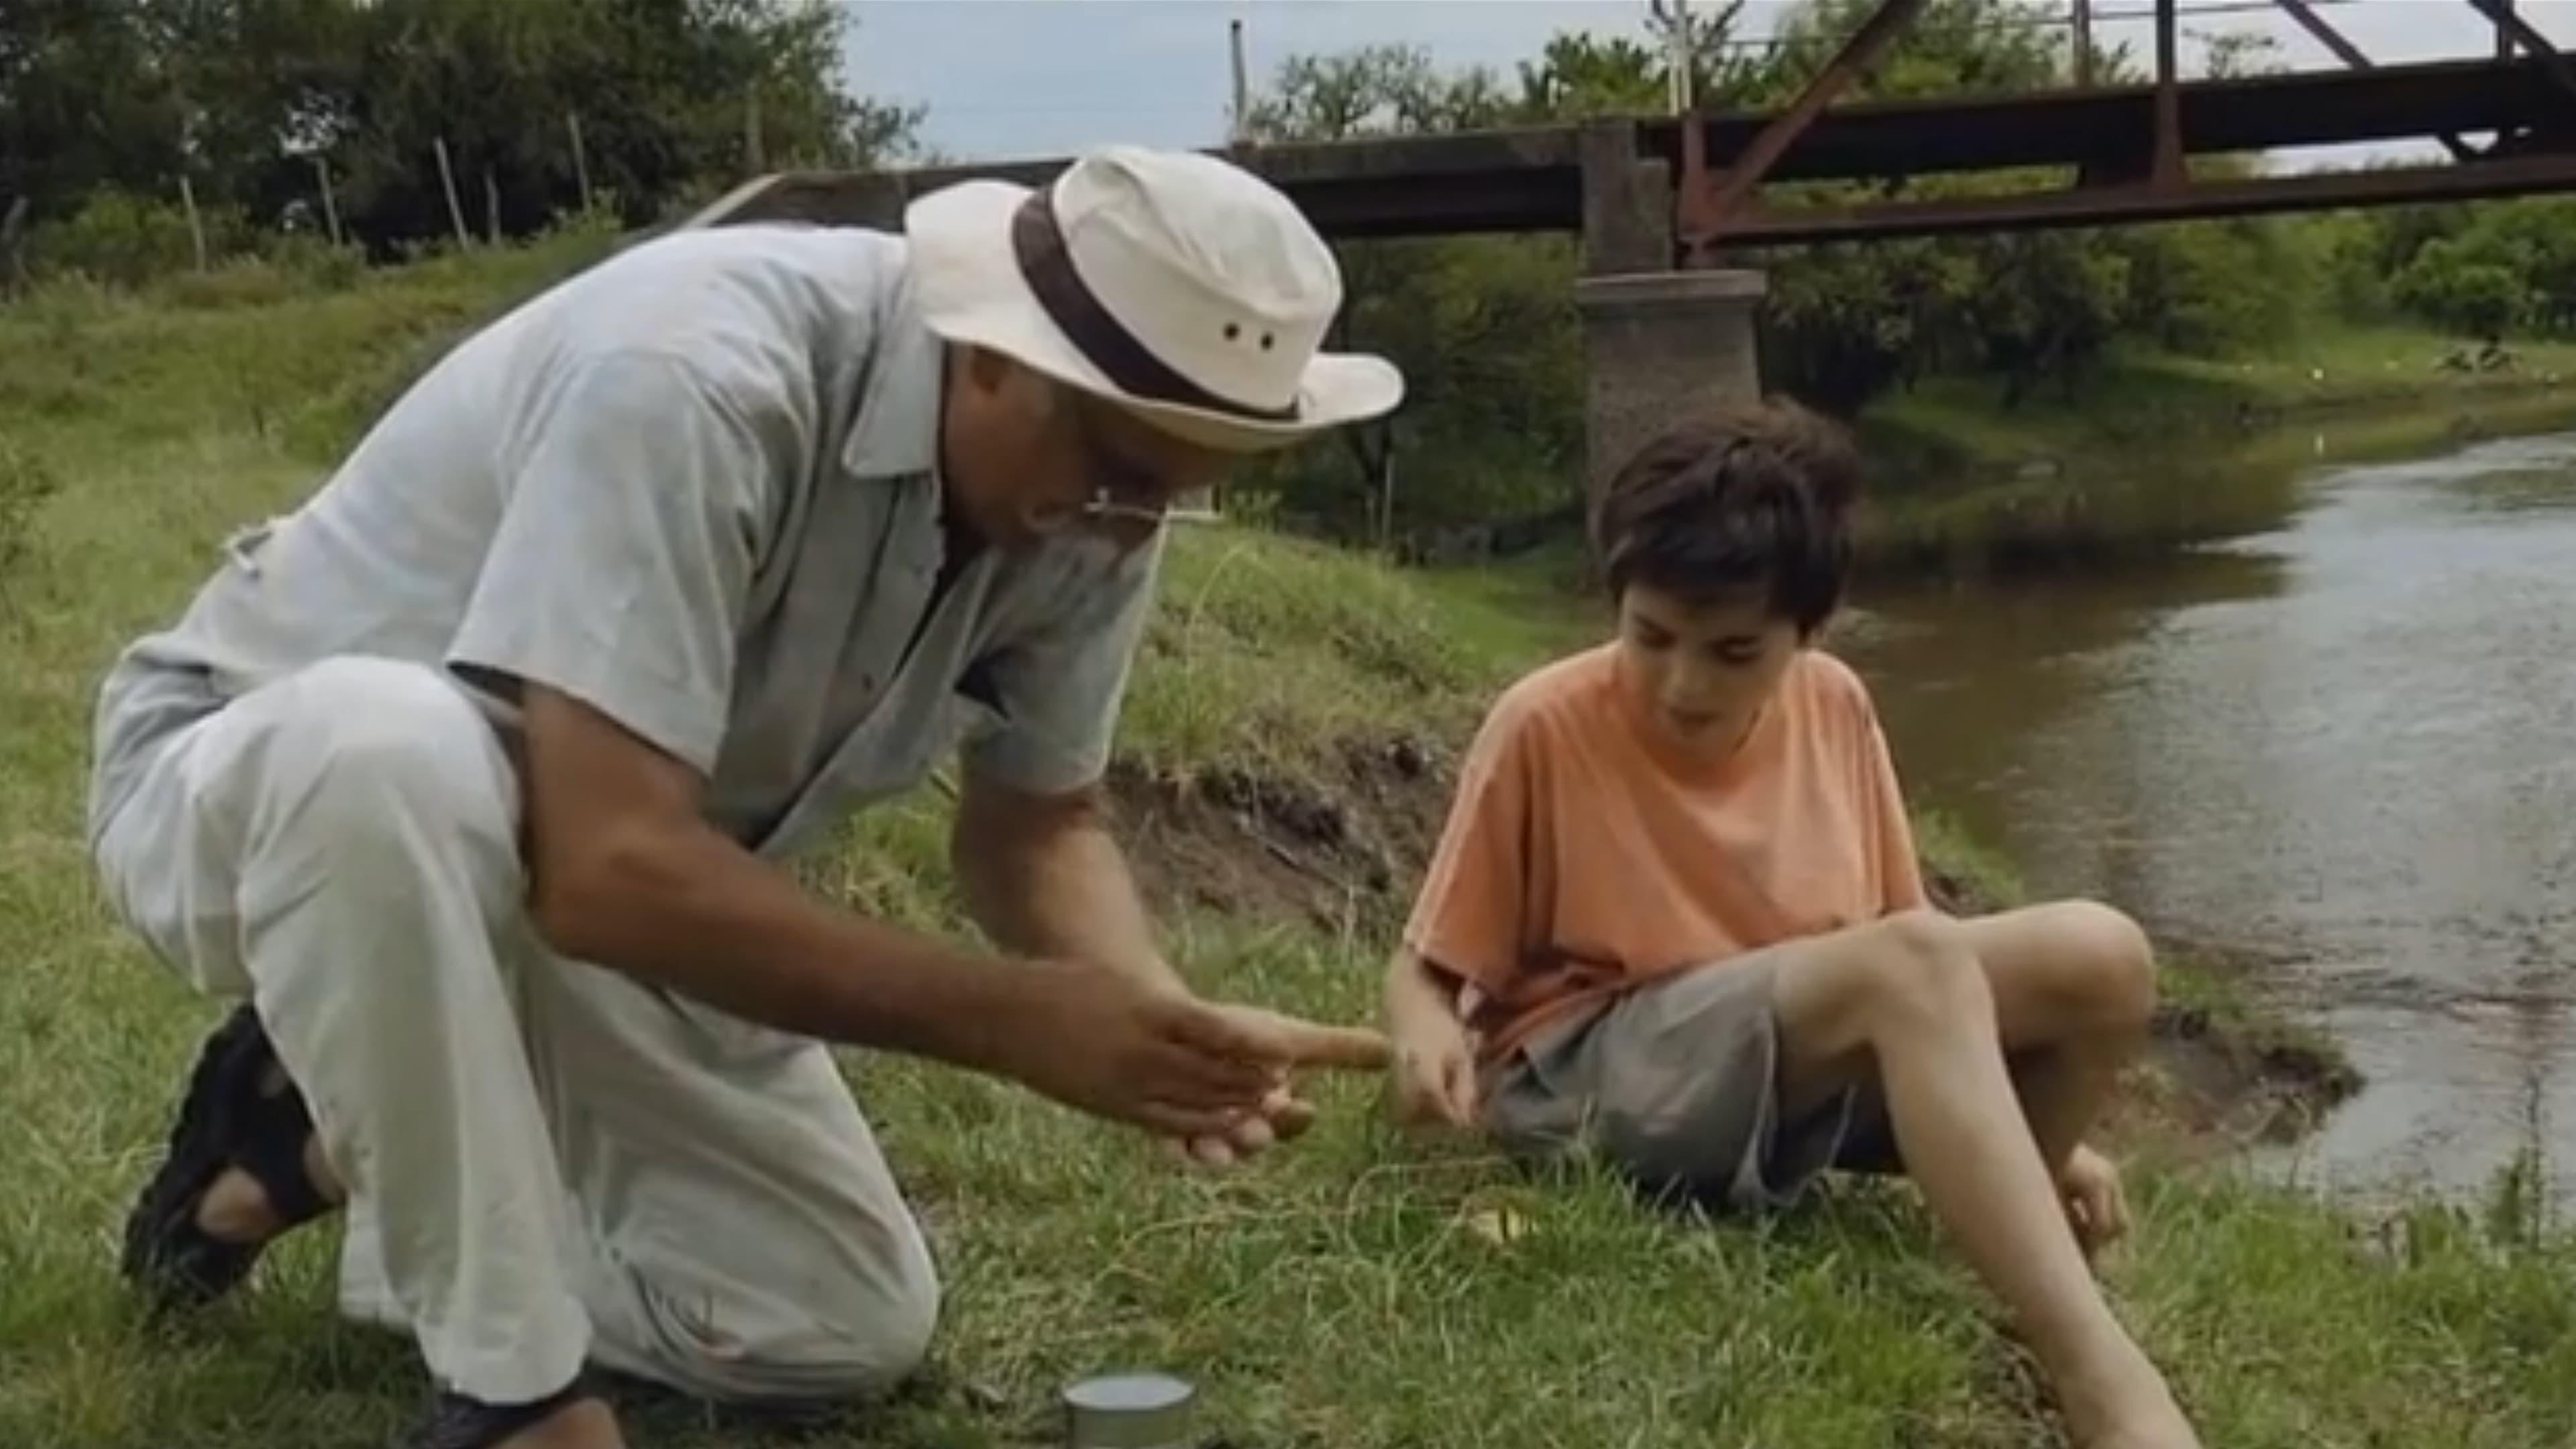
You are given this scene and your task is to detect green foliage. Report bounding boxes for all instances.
[21,186,231,287]
[0,439,62,619]
[1237,50,1584,551]
[1761,0,2068,101]
[1,0,920,257]
[2315,195,2576,341]
[2118,218,2316,360]
[2398,247,2528,341]
[1753,232,1983,414]
[1960,229,2133,408]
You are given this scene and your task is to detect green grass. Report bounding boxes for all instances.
[6,244,2576,1448]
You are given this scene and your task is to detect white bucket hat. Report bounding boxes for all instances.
[904,145,1405,454]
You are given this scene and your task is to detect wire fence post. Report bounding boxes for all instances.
[432,137,472,249]
[313,155,343,246]
[567,111,595,213]
[177,173,209,271]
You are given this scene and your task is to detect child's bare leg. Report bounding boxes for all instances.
[1962,902,2157,1176]
[1770,911,2195,1449]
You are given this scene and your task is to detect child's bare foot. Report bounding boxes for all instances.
[2088,1419,2202,1449]
[2059,1351,2200,1449]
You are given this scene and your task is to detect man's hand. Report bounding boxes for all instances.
[1162,1083,1316,1169]
[989,960,1389,1141]
[2058,1143,2131,1257]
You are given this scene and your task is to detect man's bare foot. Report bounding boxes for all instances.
[191,1133,345,1245]
[493,1398,627,1449]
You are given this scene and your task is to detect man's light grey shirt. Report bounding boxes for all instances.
[88,223,1165,859]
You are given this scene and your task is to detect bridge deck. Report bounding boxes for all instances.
[708,54,2576,248]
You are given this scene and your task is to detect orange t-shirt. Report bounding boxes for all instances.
[1403,642,1928,1063]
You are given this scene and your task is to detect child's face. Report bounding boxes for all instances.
[1613,582,1803,759]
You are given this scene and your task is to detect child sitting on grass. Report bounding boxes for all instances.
[1381,399,2200,1449]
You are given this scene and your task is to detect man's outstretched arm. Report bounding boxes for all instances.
[948,761,1387,1162]
[515,683,1338,1140]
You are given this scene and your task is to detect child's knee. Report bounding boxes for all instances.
[2052,900,2156,1030]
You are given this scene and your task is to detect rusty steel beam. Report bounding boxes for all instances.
[1680,0,1929,250]
[1715,148,2576,246]
[698,55,2576,247]
[2274,0,2369,69]
[1654,56,2565,183]
[2465,0,2576,103]
[2273,0,2476,161]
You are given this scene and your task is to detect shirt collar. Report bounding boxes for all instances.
[838,256,945,482]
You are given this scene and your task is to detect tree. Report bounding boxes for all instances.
[1237,46,1580,551]
[2,0,921,254]
[0,2,189,224]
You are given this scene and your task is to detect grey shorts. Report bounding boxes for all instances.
[1482,948,1897,1214]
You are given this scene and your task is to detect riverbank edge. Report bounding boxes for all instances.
[1849,327,2576,576]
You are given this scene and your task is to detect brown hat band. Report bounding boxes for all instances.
[1009,189,1301,425]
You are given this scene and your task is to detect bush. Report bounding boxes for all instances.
[25,186,250,288]
[0,441,64,617]
[2397,244,2530,341]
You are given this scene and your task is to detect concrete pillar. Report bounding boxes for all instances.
[1576,268,1768,492]
[1578,121,1672,278]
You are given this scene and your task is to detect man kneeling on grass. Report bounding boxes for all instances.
[88,147,1395,1449]
[1381,400,2202,1449]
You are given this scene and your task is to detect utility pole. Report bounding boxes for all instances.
[1229,17,1250,143]
[2072,0,2094,85]
[1664,0,1696,113]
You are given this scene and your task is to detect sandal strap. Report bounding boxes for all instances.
[122,1004,335,1311]
[407,1373,600,1449]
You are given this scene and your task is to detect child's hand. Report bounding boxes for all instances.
[2057,1144,2130,1257]
[1390,1012,1480,1130]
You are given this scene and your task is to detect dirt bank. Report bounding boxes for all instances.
[1109,737,2360,1150]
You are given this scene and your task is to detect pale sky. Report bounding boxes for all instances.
[841,0,2575,168]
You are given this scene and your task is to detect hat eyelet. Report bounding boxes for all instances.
[1224,323,1242,341]
[1259,333,1276,351]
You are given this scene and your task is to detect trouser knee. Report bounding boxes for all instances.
[602,1218,942,1403]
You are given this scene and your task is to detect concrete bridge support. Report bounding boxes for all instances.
[1572,122,1770,496]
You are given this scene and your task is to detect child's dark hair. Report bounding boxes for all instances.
[1588,396,1861,635]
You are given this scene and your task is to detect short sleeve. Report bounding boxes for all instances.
[1401,698,1541,993]
[1856,693,1929,914]
[960,531,1167,796]
[447,351,785,775]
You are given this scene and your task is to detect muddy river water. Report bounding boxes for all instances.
[1835,402,2576,1205]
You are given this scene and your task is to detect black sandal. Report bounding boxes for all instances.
[123,1002,337,1309]
[402,1372,604,1449]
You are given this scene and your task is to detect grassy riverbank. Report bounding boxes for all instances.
[1854,327,2576,574]
[5,246,2574,1448]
